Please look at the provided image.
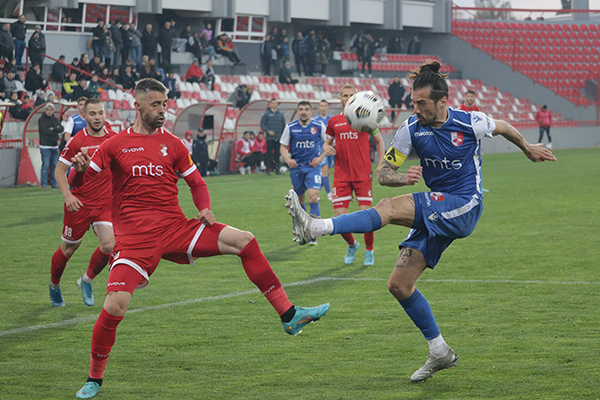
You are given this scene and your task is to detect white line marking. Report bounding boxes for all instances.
[1,276,598,337]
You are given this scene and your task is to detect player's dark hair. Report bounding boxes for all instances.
[466,90,475,95]
[297,100,312,109]
[407,60,449,103]
[270,98,277,102]
[320,99,328,104]
[77,96,88,104]
[84,98,102,110]
[135,78,169,97]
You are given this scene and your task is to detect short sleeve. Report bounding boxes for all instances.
[64,117,74,135]
[326,118,334,139]
[176,138,197,177]
[391,120,413,156]
[59,136,77,166]
[319,122,327,142]
[89,139,111,173]
[279,124,291,146]
[470,111,496,140]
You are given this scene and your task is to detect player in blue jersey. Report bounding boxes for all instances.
[315,99,334,201]
[280,101,330,245]
[285,61,556,382]
[61,96,88,150]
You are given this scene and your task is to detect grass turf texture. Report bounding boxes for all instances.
[0,148,598,399]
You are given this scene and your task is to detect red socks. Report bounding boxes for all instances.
[50,246,70,285]
[239,238,293,316]
[86,247,110,280]
[89,309,123,379]
[364,232,374,251]
[341,233,355,246]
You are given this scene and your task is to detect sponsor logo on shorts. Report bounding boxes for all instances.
[430,192,445,202]
[107,282,126,286]
[122,147,145,153]
[451,132,464,147]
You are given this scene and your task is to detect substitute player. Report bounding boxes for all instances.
[61,96,88,149]
[280,101,329,245]
[286,61,556,383]
[70,79,330,399]
[459,90,479,112]
[325,85,385,266]
[49,98,116,307]
[315,99,333,201]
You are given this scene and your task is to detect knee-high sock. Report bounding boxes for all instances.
[331,209,382,235]
[364,232,374,251]
[398,289,440,340]
[50,246,70,285]
[301,203,306,212]
[89,309,123,379]
[322,176,331,194]
[85,247,110,280]
[309,202,320,217]
[341,233,355,246]
[239,238,293,316]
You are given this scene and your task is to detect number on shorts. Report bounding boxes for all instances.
[314,175,322,185]
[64,226,72,238]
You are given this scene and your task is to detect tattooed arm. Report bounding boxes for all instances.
[376,159,423,187]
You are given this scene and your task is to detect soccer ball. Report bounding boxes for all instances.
[344,91,385,132]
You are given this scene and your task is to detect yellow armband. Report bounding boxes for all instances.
[384,146,407,167]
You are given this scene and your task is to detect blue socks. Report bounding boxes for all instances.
[398,289,440,340]
[322,176,331,194]
[331,208,382,234]
[309,202,320,217]
[301,203,306,212]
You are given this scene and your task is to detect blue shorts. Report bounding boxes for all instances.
[400,192,483,269]
[290,165,322,196]
[320,155,335,168]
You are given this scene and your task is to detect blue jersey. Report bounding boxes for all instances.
[388,108,496,197]
[66,114,87,137]
[280,119,327,167]
[314,114,332,127]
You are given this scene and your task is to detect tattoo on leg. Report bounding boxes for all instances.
[395,247,413,269]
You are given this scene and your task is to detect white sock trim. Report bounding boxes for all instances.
[49,282,60,289]
[427,334,450,358]
[310,218,333,238]
[83,273,94,283]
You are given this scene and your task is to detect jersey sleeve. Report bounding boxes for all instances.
[470,111,496,140]
[320,122,327,142]
[58,136,78,166]
[176,138,197,178]
[279,124,291,146]
[385,120,413,167]
[64,117,74,135]
[89,138,112,173]
[325,118,335,139]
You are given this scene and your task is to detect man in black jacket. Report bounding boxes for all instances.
[259,99,286,175]
[388,76,405,121]
[28,31,46,68]
[0,23,14,61]
[304,30,317,77]
[279,61,298,84]
[25,64,46,92]
[261,34,273,76]
[142,24,158,61]
[38,103,64,190]
[11,15,26,68]
[158,21,173,68]
[110,20,123,69]
[120,23,131,67]
[192,128,210,177]
[51,55,69,83]
[91,19,108,63]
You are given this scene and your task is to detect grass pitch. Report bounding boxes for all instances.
[0,148,599,399]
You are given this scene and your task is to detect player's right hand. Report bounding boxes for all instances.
[287,159,298,168]
[406,165,423,185]
[324,143,336,156]
[197,208,215,226]
[65,193,83,212]
[71,147,91,172]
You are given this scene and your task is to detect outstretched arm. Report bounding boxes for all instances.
[493,119,557,162]
[376,159,422,188]
[183,169,214,226]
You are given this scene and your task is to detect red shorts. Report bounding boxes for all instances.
[332,180,373,209]
[62,204,112,244]
[107,219,227,294]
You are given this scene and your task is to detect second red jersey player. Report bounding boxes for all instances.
[325,85,385,266]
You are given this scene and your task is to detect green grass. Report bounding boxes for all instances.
[1,148,599,399]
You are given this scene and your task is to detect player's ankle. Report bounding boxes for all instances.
[86,377,103,386]
[310,218,333,238]
[280,305,296,323]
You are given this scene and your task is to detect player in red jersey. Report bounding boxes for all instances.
[325,85,385,266]
[69,79,330,399]
[459,90,479,112]
[49,99,117,308]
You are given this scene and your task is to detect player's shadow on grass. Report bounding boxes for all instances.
[3,212,63,228]
[261,243,309,263]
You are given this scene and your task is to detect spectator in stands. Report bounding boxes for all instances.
[182,130,194,154]
[46,91,55,103]
[142,24,158,61]
[359,35,374,78]
[261,34,273,75]
[11,15,26,69]
[104,24,116,67]
[236,131,259,174]
[3,70,18,97]
[25,64,47,93]
[34,89,46,107]
[0,70,5,100]
[199,32,217,62]
[186,32,201,59]
[192,128,210,177]
[388,76,405,121]
[158,21,174,67]
[37,103,63,190]
[304,30,317,76]
[260,99,286,175]
[101,68,118,90]
[110,20,123,69]
[185,58,203,83]
[180,25,192,41]
[119,57,137,76]
[143,57,163,81]
[202,60,215,90]
[316,38,330,77]
[374,37,387,61]
[22,94,33,111]
[403,88,414,109]
[92,19,108,63]
[89,55,103,75]
[407,35,421,55]
[99,66,111,81]
[72,77,91,100]
[28,31,45,69]
[88,73,101,98]
[8,91,30,120]
[0,24,14,62]
[459,90,479,112]
[535,105,553,150]
[292,32,305,75]
[252,131,267,171]
[51,55,68,83]
[128,24,143,70]
[216,34,243,65]
[388,36,404,54]
[68,57,81,79]
[81,53,93,75]
[279,61,298,85]
[119,65,137,90]
[163,71,180,99]
[62,72,78,101]
[120,23,131,66]
[200,23,213,41]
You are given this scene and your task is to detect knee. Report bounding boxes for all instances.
[236,230,255,252]
[374,197,394,218]
[387,278,413,301]
[99,240,115,255]
[103,294,128,316]
[60,243,78,258]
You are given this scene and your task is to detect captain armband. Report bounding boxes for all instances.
[384,146,407,167]
[370,128,380,137]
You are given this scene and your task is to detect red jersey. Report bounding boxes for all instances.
[88,127,197,235]
[59,127,116,208]
[326,113,374,182]
[459,103,479,112]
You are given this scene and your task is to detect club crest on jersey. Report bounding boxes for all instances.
[310,127,317,135]
[451,132,464,147]
[160,144,168,157]
[430,192,445,202]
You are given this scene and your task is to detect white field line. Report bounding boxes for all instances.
[1,276,599,337]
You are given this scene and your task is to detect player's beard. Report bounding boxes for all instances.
[417,112,438,127]
[142,111,165,129]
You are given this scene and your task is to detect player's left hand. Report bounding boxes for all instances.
[197,208,215,226]
[526,143,557,162]
[309,157,321,167]
[323,143,336,156]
